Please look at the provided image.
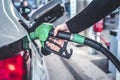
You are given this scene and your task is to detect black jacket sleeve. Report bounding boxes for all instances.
[66,0,120,33]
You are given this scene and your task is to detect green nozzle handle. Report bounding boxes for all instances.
[30,23,53,47]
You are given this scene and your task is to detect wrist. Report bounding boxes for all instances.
[64,23,69,32]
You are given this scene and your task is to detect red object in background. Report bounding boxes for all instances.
[94,20,103,32]
[0,51,26,80]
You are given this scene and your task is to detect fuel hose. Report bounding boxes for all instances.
[29,23,120,72]
[49,30,120,72]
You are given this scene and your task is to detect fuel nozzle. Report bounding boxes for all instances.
[30,23,53,47]
[29,23,73,59]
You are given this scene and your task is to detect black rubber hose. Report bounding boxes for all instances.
[49,31,120,72]
[84,37,120,72]
[84,37,102,50]
[100,46,120,72]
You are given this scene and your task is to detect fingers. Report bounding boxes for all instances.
[54,25,61,36]
[46,41,60,51]
[46,38,65,52]
[54,23,69,36]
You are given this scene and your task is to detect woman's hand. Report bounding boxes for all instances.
[54,23,70,36]
[46,23,69,52]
